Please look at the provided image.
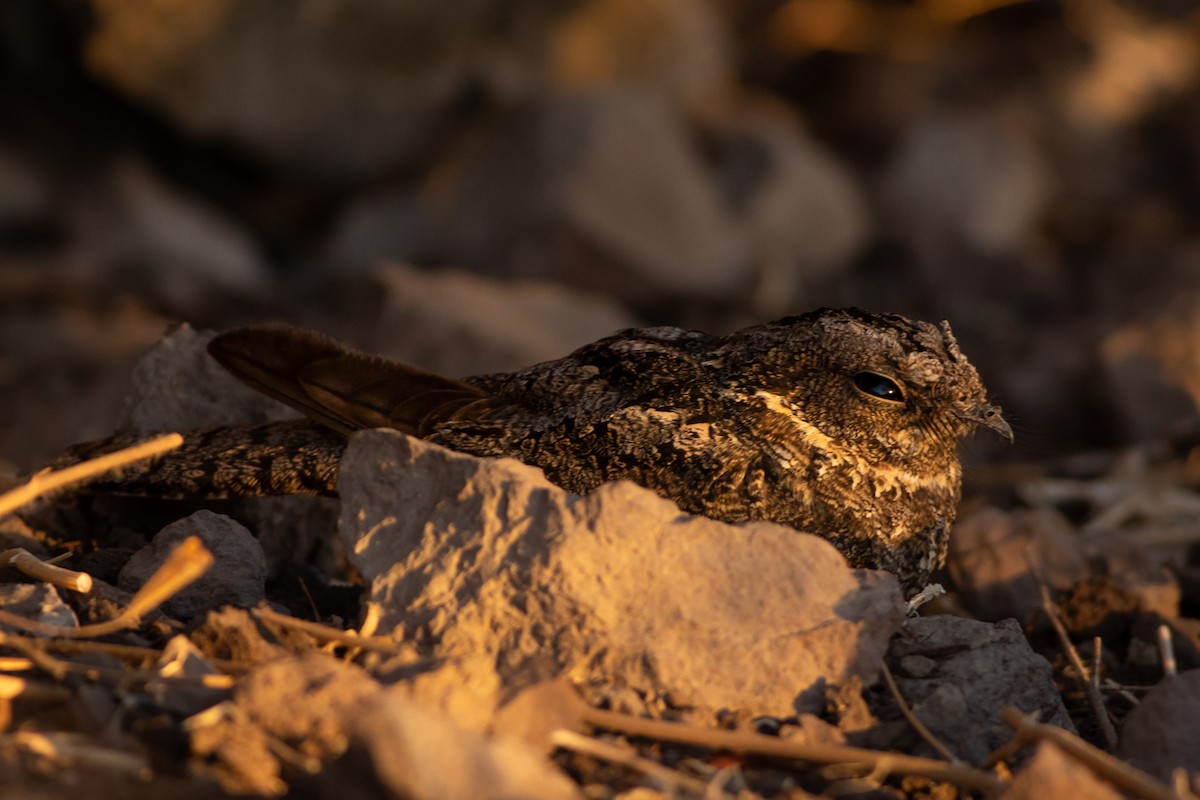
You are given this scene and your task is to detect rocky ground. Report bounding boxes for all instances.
[3,1,1200,798]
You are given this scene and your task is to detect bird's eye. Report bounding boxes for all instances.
[853,372,905,403]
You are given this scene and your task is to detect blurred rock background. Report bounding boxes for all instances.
[2,0,1200,473]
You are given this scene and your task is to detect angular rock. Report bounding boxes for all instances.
[122,323,295,435]
[1117,669,1200,781]
[0,145,51,231]
[119,510,266,620]
[886,616,1074,765]
[338,429,906,726]
[366,262,639,376]
[0,583,77,632]
[702,99,870,314]
[1001,741,1120,800]
[882,105,1049,256]
[438,90,749,302]
[72,161,270,304]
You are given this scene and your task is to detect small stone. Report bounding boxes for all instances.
[119,510,267,620]
[0,583,77,633]
[1113,671,1200,782]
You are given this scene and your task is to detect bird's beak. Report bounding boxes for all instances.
[958,403,1013,442]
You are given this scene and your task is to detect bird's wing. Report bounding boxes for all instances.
[207,325,490,437]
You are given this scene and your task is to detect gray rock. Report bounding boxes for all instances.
[0,146,51,229]
[122,323,295,435]
[882,106,1049,256]
[72,161,270,304]
[0,583,78,632]
[887,616,1074,765]
[83,0,569,181]
[1117,669,1200,781]
[119,510,267,619]
[439,90,749,302]
[367,262,639,376]
[337,429,906,727]
[704,100,870,315]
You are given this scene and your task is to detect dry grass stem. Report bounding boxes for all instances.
[880,662,961,764]
[550,728,727,797]
[0,630,234,690]
[0,536,212,638]
[9,731,151,778]
[1157,624,1177,677]
[578,706,1005,794]
[999,707,1196,800]
[0,433,183,518]
[1,548,92,593]
[1036,577,1119,751]
[253,605,402,652]
[0,674,71,702]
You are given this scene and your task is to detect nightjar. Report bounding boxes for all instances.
[68,308,1011,593]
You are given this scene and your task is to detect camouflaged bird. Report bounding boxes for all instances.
[65,308,1011,593]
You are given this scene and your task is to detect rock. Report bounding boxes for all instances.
[119,510,266,620]
[1002,741,1121,800]
[121,323,295,435]
[701,98,870,315]
[548,0,731,109]
[946,506,1088,622]
[337,428,906,727]
[83,0,570,181]
[0,583,77,632]
[236,654,381,760]
[886,616,1074,765]
[437,90,749,303]
[332,685,582,800]
[1117,669,1200,781]
[882,105,1049,256]
[0,145,51,231]
[71,161,270,304]
[365,262,639,376]
[1099,314,1200,443]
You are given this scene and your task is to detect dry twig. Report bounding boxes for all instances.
[0,548,91,593]
[0,536,212,638]
[1157,624,1177,677]
[550,728,727,797]
[578,705,1004,794]
[253,605,403,652]
[880,662,961,764]
[999,707,1196,800]
[1033,572,1119,751]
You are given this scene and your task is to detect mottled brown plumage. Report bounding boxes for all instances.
[63,309,1011,593]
